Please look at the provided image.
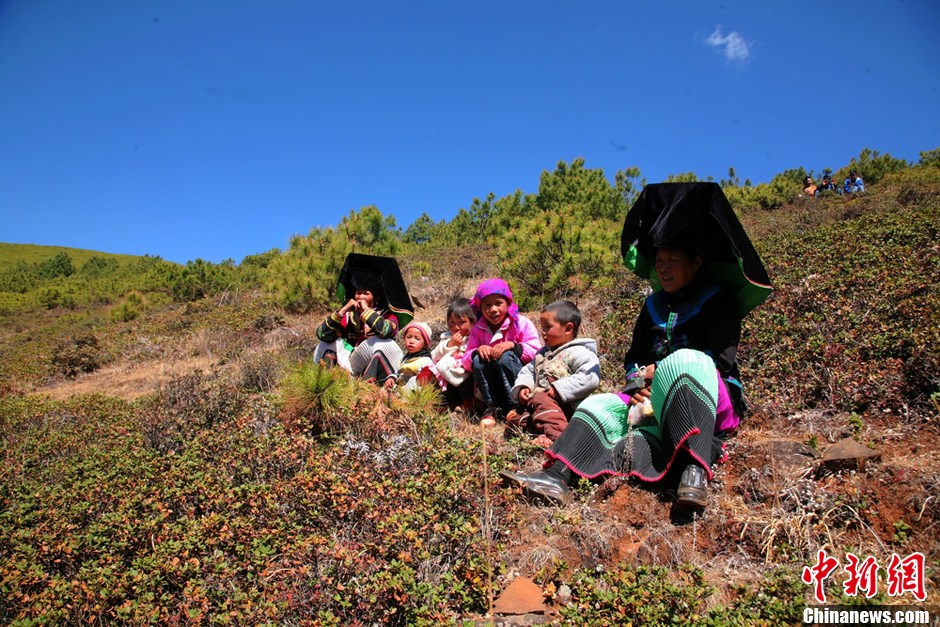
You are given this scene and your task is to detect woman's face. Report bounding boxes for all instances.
[654,247,703,293]
[355,289,375,307]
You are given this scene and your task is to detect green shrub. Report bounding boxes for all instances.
[919,147,940,167]
[0,393,504,625]
[280,361,357,434]
[264,206,401,313]
[170,259,238,302]
[497,213,620,310]
[110,291,145,322]
[559,564,716,624]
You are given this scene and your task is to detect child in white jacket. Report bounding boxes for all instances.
[431,298,476,411]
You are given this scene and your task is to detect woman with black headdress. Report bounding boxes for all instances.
[313,254,414,386]
[500,183,772,510]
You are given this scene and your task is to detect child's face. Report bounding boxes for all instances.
[447,314,474,338]
[354,289,375,307]
[539,311,574,348]
[403,327,427,353]
[480,294,509,329]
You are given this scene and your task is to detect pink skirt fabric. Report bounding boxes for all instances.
[715,373,740,433]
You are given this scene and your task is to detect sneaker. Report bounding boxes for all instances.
[480,406,502,427]
[676,464,708,509]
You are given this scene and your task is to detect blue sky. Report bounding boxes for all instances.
[1,1,937,264]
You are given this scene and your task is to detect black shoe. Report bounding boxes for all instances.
[676,464,708,509]
[499,470,570,506]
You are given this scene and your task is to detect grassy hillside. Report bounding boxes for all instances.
[0,166,938,624]
[0,243,144,271]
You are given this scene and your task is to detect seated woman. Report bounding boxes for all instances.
[313,273,403,386]
[500,243,745,509]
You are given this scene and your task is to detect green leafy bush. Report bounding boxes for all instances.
[264,205,401,312]
[110,290,145,322]
[498,213,620,310]
[0,393,506,625]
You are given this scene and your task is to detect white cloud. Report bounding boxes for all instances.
[705,26,751,63]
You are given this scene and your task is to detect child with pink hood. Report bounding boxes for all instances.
[461,278,541,425]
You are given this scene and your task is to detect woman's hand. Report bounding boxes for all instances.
[338,299,358,316]
[630,386,651,405]
[628,364,655,404]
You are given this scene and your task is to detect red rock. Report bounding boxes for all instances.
[493,577,547,615]
[821,437,881,471]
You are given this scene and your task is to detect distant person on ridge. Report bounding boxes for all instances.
[818,173,840,194]
[802,176,818,197]
[844,170,865,194]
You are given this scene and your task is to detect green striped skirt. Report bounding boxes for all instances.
[544,349,724,483]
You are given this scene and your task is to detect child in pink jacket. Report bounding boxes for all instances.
[461,278,541,425]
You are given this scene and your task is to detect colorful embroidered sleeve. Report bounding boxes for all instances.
[361,309,398,339]
[317,311,346,343]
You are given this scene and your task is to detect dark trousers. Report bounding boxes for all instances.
[443,378,475,411]
[472,350,523,410]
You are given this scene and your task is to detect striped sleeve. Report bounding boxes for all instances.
[317,311,345,342]
[362,309,398,339]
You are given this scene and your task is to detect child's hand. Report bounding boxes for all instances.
[477,345,494,361]
[519,387,532,403]
[448,332,464,348]
[384,377,396,390]
[489,341,514,360]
